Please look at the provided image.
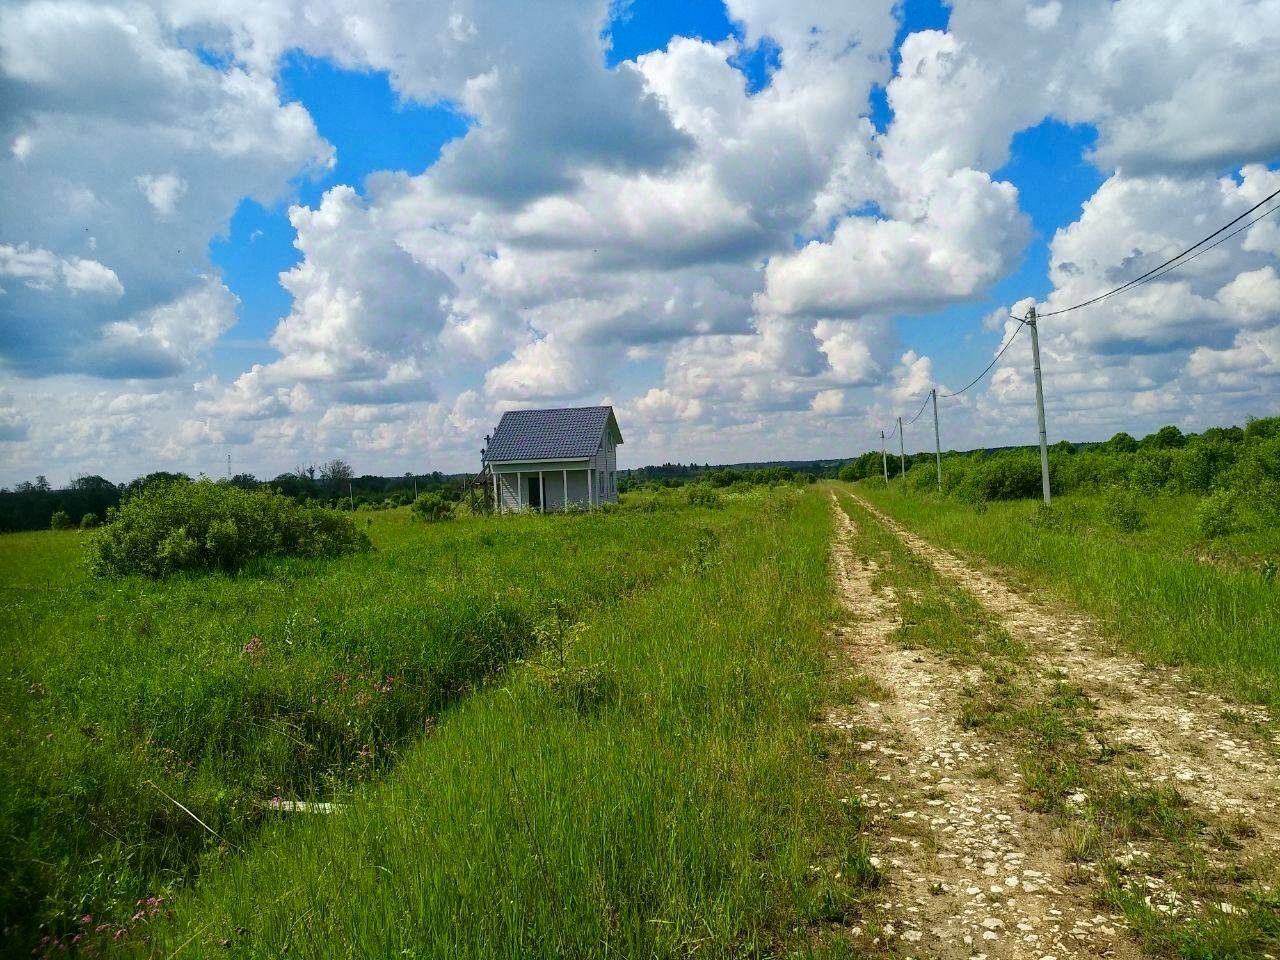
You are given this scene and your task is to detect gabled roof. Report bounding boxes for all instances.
[484,405,622,463]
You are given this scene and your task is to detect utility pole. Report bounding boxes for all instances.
[1027,305,1052,505]
[897,416,905,479]
[931,388,942,491]
[226,452,232,480]
[880,431,888,482]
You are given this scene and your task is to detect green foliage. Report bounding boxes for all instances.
[140,489,854,959]
[1197,489,1241,539]
[48,510,72,531]
[1,502,711,951]
[863,417,1280,546]
[1101,487,1145,532]
[411,490,454,522]
[685,482,722,508]
[78,511,99,530]
[87,479,371,577]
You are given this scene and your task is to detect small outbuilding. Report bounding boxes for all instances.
[483,405,623,512]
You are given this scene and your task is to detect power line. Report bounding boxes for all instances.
[1103,200,1280,293]
[1038,185,1280,319]
[905,390,931,425]
[937,321,1025,398]
[876,313,1026,436]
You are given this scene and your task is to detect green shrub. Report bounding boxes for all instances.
[78,512,100,530]
[1196,489,1241,540]
[88,479,370,576]
[49,510,73,530]
[412,491,453,522]
[686,483,722,509]
[1101,487,1145,532]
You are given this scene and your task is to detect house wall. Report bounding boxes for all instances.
[587,435,619,503]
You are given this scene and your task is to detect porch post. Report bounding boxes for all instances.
[492,470,499,511]
[517,471,522,510]
[538,470,545,513]
[562,469,568,512]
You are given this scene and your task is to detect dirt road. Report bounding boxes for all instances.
[827,490,1280,958]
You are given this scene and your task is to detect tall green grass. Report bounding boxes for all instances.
[0,504,698,952]
[135,487,869,958]
[852,484,1280,712]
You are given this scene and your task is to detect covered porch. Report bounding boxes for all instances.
[490,460,602,512]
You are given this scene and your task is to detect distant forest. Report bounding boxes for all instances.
[4,418,1275,531]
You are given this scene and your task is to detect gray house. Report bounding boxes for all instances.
[483,406,622,512]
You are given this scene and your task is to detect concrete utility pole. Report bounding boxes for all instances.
[1027,305,1052,505]
[881,430,888,482]
[931,388,942,491]
[897,416,905,478]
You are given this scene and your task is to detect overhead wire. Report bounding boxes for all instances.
[877,314,1027,436]
[905,390,931,425]
[937,321,1025,398]
[1037,184,1280,319]
[869,187,1280,477]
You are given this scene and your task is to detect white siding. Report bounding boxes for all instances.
[588,435,619,503]
[493,465,592,511]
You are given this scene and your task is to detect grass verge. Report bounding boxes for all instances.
[115,487,881,958]
[1,499,716,952]
[852,484,1280,713]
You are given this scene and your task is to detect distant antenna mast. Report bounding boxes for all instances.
[227,452,232,480]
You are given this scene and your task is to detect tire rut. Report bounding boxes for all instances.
[828,495,1140,959]
[849,492,1280,854]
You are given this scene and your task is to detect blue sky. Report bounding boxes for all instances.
[2,0,1278,482]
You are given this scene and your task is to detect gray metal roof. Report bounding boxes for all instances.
[484,406,622,463]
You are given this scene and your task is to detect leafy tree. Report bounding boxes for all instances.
[1145,424,1187,449]
[411,491,453,522]
[319,459,354,496]
[49,510,73,530]
[1105,432,1138,453]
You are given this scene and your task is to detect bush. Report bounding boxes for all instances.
[79,512,100,530]
[411,491,454,522]
[49,510,73,530]
[685,483,722,509]
[1196,489,1241,540]
[88,479,370,577]
[1101,488,1145,532]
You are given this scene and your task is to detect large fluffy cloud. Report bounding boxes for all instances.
[0,0,331,379]
[3,0,1279,484]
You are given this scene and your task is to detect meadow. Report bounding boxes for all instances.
[853,483,1280,711]
[1,486,877,957]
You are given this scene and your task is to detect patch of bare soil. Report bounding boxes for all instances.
[849,493,1280,853]
[828,497,1140,959]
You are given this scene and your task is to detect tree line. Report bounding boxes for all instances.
[0,460,471,532]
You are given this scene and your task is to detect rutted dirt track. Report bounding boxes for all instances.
[849,493,1280,847]
[827,491,1280,958]
[828,496,1141,959]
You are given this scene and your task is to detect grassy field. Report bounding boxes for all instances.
[2,487,877,957]
[852,482,1280,712]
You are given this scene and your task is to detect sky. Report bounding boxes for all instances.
[1,0,1279,485]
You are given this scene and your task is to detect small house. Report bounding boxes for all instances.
[483,406,623,512]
